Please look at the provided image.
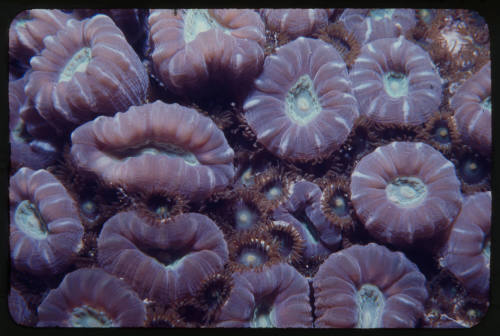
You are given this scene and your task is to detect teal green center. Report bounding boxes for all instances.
[59,47,92,83]
[70,305,113,327]
[235,208,256,230]
[330,194,349,217]
[240,167,255,186]
[81,199,97,217]
[482,239,490,267]
[480,96,491,112]
[285,75,321,126]
[460,157,485,184]
[12,119,32,144]
[386,176,427,207]
[146,195,174,220]
[183,9,230,43]
[263,182,283,201]
[164,256,186,271]
[383,71,409,98]
[111,142,199,166]
[15,15,32,29]
[138,244,189,272]
[250,296,275,328]
[370,9,395,21]
[293,208,321,244]
[238,248,268,268]
[15,200,48,239]
[155,205,169,218]
[271,230,293,258]
[418,9,433,24]
[355,284,385,328]
[432,123,451,144]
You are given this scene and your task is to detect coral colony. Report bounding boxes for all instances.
[8,8,490,328]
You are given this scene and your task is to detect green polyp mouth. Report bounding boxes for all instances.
[155,205,169,218]
[355,284,385,328]
[330,194,349,217]
[111,142,200,166]
[70,305,113,327]
[240,167,254,186]
[14,11,32,29]
[266,187,281,200]
[139,244,188,272]
[250,302,275,328]
[432,123,451,144]
[272,231,293,257]
[383,71,409,98]
[460,156,485,184]
[370,9,395,21]
[293,208,321,244]
[418,9,433,24]
[235,208,255,230]
[264,182,283,201]
[81,199,98,217]
[480,96,491,112]
[146,195,175,219]
[15,200,49,239]
[385,176,427,207]
[285,75,321,126]
[183,9,230,44]
[238,249,267,268]
[15,17,31,29]
[12,119,33,144]
[482,239,490,267]
[59,47,92,83]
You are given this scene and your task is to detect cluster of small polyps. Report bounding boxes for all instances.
[8,8,490,328]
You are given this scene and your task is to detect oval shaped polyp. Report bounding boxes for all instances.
[70,100,234,200]
[9,167,83,276]
[244,37,359,162]
[350,141,462,247]
[97,211,228,305]
[314,243,428,328]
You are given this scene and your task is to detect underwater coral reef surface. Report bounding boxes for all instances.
[8,8,491,328]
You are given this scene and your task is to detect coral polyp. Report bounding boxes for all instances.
[340,9,417,45]
[211,189,269,234]
[314,243,428,328]
[9,76,59,170]
[8,287,34,326]
[455,150,490,194]
[215,263,312,327]
[350,142,462,247]
[439,192,491,297]
[70,101,234,200]
[24,14,149,131]
[132,190,188,225]
[148,9,265,99]
[320,176,354,231]
[9,10,72,74]
[261,9,329,38]
[228,231,280,271]
[260,220,305,263]
[9,168,84,276]
[350,37,442,125]
[97,211,228,304]
[273,180,342,258]
[418,111,460,154]
[8,8,491,329]
[244,36,359,161]
[450,61,491,156]
[37,268,146,327]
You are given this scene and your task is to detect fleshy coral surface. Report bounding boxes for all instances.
[8,8,491,329]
